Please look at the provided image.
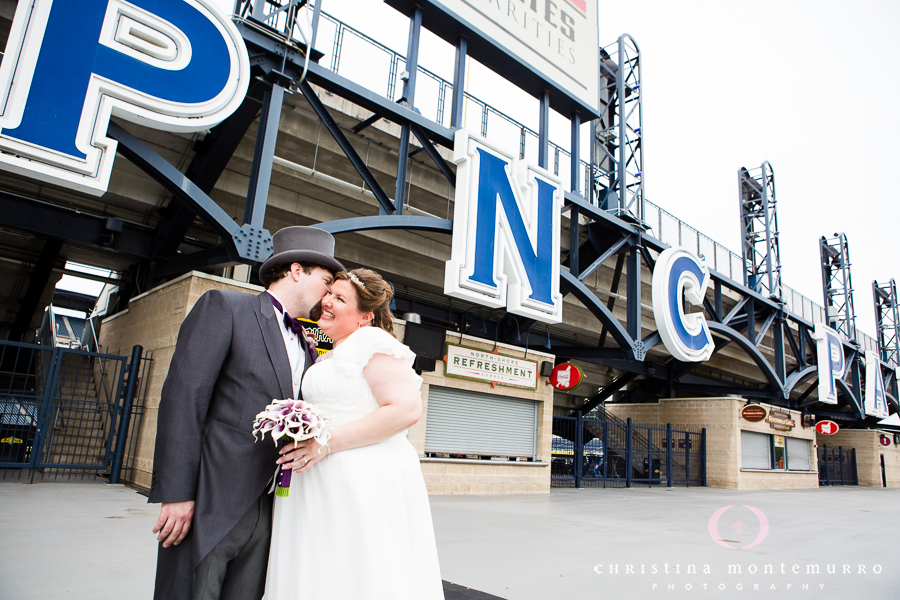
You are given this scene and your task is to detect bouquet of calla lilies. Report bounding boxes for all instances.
[252,399,331,497]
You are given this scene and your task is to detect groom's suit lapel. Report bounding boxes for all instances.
[256,292,293,400]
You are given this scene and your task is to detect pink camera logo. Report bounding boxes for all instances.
[708,505,770,549]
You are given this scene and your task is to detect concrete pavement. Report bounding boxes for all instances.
[1,481,898,599]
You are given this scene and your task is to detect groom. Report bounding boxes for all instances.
[149,226,344,600]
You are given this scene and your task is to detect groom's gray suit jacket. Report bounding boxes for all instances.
[149,289,313,600]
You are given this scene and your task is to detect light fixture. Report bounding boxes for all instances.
[523,324,552,359]
[493,314,521,351]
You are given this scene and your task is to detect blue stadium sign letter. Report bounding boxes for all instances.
[814,323,846,405]
[444,131,562,324]
[0,0,249,194]
[651,247,714,362]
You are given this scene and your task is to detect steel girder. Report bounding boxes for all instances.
[108,123,274,270]
[558,191,878,417]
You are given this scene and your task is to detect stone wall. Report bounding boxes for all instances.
[819,429,900,487]
[606,398,819,489]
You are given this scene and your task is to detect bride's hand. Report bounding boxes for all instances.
[277,438,327,473]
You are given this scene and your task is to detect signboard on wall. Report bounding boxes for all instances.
[766,408,796,432]
[300,318,333,357]
[444,343,538,389]
[385,0,599,117]
[741,405,768,423]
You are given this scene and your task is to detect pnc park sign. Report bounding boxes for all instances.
[0,0,888,413]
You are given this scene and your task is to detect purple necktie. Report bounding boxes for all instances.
[269,294,306,337]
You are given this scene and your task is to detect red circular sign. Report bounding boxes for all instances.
[880,435,891,447]
[815,420,839,435]
[549,363,584,390]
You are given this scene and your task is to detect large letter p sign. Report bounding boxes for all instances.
[814,323,846,405]
[0,0,249,194]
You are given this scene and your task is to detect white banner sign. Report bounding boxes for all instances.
[445,344,538,389]
[419,0,598,113]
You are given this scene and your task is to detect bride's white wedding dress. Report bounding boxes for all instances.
[263,326,445,600]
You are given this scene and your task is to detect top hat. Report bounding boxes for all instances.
[259,226,344,279]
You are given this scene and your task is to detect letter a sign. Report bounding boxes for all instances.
[444,130,563,323]
[0,0,249,194]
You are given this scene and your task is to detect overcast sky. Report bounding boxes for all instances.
[210,0,899,338]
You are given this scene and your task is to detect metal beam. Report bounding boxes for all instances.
[297,80,394,214]
[393,6,423,215]
[237,21,455,147]
[109,122,273,265]
[245,84,285,227]
[538,90,549,170]
[560,270,635,358]
[11,237,62,338]
[708,321,785,398]
[154,245,236,277]
[313,215,452,235]
[0,191,156,258]
[449,35,467,130]
[410,123,456,188]
[784,365,817,397]
[577,235,628,283]
[109,123,239,241]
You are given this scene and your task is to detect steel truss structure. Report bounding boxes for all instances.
[593,35,644,223]
[873,279,900,367]
[738,162,782,299]
[820,233,858,342]
[1,2,895,426]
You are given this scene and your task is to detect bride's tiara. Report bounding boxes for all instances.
[347,272,366,289]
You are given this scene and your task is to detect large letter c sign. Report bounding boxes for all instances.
[652,247,714,362]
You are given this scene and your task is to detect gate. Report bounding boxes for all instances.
[551,413,706,488]
[817,445,858,486]
[0,339,145,482]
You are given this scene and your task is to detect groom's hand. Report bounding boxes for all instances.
[153,500,195,548]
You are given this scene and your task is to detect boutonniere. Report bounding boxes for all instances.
[305,334,319,362]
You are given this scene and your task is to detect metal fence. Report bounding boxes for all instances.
[0,339,148,483]
[817,445,858,486]
[551,414,705,488]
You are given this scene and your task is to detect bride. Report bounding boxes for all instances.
[262,268,445,600]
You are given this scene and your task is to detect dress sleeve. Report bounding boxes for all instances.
[332,326,417,378]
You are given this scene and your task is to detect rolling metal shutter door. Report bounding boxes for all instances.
[786,437,812,471]
[741,430,771,469]
[425,386,537,458]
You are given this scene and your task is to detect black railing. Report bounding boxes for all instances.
[551,413,705,488]
[817,445,858,486]
[0,339,146,483]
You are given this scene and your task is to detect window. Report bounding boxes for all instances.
[424,386,538,460]
[786,437,812,471]
[741,430,771,469]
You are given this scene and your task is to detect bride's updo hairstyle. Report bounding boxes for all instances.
[335,268,396,338]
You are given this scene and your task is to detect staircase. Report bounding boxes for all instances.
[37,353,117,471]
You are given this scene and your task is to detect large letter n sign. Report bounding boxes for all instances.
[0,0,249,194]
[444,131,563,324]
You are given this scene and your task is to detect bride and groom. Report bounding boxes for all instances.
[149,226,444,600]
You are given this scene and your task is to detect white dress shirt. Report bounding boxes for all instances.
[267,290,305,399]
